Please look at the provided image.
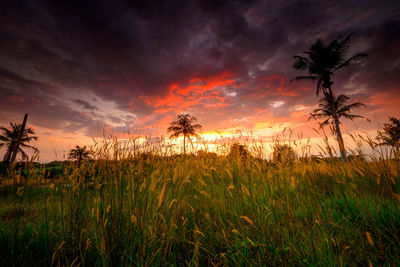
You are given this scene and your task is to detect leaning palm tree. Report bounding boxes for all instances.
[292,34,368,161]
[69,145,92,167]
[0,122,38,163]
[167,114,202,155]
[310,94,369,156]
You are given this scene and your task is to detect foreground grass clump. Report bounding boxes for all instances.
[0,141,399,266]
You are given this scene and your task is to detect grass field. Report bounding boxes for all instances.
[0,138,399,266]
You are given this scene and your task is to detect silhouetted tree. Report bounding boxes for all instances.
[272,144,296,164]
[228,143,251,166]
[69,145,92,167]
[377,117,400,152]
[167,114,202,155]
[292,34,368,162]
[310,94,369,132]
[0,122,38,163]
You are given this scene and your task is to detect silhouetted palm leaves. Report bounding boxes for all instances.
[292,34,368,162]
[377,117,400,151]
[310,94,370,127]
[69,145,92,167]
[0,122,38,163]
[167,114,202,155]
[292,34,368,96]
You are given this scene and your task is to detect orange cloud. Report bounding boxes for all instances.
[140,70,236,113]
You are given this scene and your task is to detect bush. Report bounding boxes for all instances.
[272,144,296,164]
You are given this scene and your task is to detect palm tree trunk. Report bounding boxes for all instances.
[333,113,346,162]
[3,146,13,163]
[183,134,186,155]
[325,87,346,162]
[78,151,82,167]
[10,114,28,164]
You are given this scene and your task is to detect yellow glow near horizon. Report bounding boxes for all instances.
[0,119,383,162]
[199,130,235,141]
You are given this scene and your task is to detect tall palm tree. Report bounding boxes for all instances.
[167,114,202,155]
[69,145,92,167]
[310,94,369,152]
[292,34,368,161]
[0,122,38,163]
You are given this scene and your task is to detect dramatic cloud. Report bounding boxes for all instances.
[0,0,399,160]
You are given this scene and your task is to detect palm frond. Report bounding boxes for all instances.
[0,135,10,142]
[345,101,366,109]
[336,94,350,104]
[3,148,11,162]
[19,142,39,152]
[310,92,368,129]
[320,118,331,128]
[335,53,368,70]
[167,126,182,133]
[342,114,369,121]
[191,123,202,129]
[20,136,38,142]
[292,56,311,70]
[169,131,183,139]
[18,147,28,160]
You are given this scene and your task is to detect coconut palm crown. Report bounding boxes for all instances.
[167,113,202,155]
[0,122,38,163]
[69,145,92,166]
[292,34,368,97]
[310,94,369,127]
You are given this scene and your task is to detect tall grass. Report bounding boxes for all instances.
[0,135,399,266]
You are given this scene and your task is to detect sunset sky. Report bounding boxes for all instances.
[1,0,400,161]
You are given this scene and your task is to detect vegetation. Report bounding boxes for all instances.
[0,121,38,164]
[309,94,369,129]
[168,114,202,155]
[69,145,92,167]
[0,135,398,266]
[292,34,368,162]
[377,117,400,151]
[272,143,296,164]
[0,34,396,266]
[228,143,249,158]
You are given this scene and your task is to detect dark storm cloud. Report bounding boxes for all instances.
[0,0,399,136]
